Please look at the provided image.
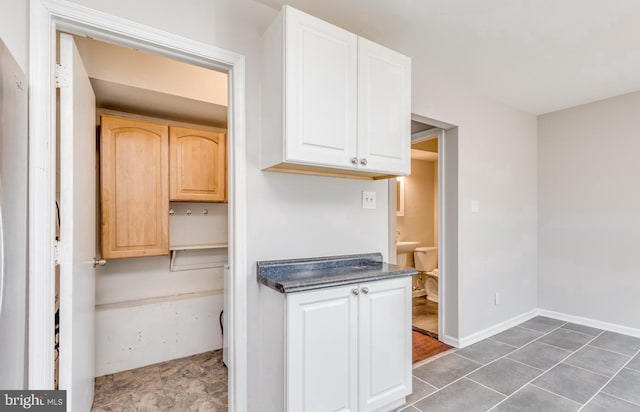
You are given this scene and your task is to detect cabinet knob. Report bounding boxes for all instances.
[361,287,369,294]
[352,288,360,295]
[351,157,358,165]
[360,158,368,166]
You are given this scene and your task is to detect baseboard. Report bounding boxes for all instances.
[455,309,539,348]
[440,334,460,348]
[537,309,640,339]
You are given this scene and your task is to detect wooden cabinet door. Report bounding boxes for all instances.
[100,115,169,258]
[357,37,411,175]
[284,6,358,169]
[287,285,358,412]
[169,126,226,202]
[358,277,412,412]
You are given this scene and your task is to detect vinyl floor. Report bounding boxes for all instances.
[92,350,227,411]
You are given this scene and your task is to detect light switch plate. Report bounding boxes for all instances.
[362,191,376,209]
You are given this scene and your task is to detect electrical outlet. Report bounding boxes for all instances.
[494,292,500,305]
[362,191,376,209]
[471,200,480,213]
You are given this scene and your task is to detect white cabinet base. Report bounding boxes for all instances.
[259,277,411,412]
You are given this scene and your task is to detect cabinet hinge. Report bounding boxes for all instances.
[53,240,62,266]
[55,64,70,89]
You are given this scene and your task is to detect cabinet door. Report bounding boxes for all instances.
[287,285,358,412]
[358,277,412,412]
[357,37,411,175]
[169,126,226,202]
[100,115,169,258]
[284,6,358,169]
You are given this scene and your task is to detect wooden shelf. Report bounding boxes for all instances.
[170,243,228,251]
[169,243,228,271]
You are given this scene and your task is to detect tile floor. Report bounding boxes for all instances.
[92,350,227,411]
[405,316,640,412]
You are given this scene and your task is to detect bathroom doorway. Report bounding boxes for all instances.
[402,124,440,338]
[390,115,459,364]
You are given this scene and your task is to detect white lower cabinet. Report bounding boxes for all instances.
[260,276,412,412]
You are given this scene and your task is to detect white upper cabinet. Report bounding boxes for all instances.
[357,38,411,176]
[284,8,358,169]
[261,6,411,179]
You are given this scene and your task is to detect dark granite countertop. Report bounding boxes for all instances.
[257,252,417,293]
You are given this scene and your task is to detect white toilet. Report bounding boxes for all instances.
[413,247,439,302]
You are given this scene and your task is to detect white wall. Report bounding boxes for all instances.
[0,0,28,72]
[538,91,640,330]
[0,0,28,390]
[95,202,228,374]
[411,69,539,339]
[0,38,29,390]
[62,0,538,408]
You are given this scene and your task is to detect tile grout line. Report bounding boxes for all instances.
[533,338,581,352]
[556,326,601,338]
[503,356,546,372]
[486,337,518,349]
[412,374,439,391]
[562,362,611,379]
[517,321,568,334]
[453,351,504,366]
[576,345,640,411]
[404,376,442,408]
[486,329,605,412]
[413,321,570,409]
[597,392,640,408]
[465,376,509,397]
[588,343,640,358]
[528,383,583,406]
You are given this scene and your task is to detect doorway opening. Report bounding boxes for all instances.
[390,114,459,364]
[55,32,230,410]
[29,2,248,411]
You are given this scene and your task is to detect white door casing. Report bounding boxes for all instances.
[58,32,96,412]
[29,2,248,410]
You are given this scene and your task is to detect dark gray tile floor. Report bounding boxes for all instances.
[406,317,640,412]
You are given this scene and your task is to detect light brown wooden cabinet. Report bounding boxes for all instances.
[169,126,227,202]
[100,114,227,259]
[100,115,169,259]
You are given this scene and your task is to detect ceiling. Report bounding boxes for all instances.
[74,36,227,127]
[256,0,640,114]
[91,79,227,127]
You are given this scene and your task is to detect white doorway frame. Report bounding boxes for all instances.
[389,113,458,347]
[28,1,248,410]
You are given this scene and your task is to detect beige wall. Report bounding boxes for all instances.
[539,90,640,329]
[397,158,437,258]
